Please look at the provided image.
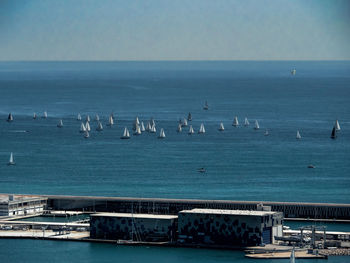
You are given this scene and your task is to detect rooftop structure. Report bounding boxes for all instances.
[0,195,47,216]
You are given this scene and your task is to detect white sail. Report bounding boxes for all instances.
[77,113,82,121]
[140,122,145,132]
[233,116,239,127]
[198,123,205,134]
[43,111,47,118]
[95,114,100,121]
[57,119,63,128]
[86,115,90,122]
[85,121,91,131]
[291,69,296,75]
[244,117,249,126]
[8,152,14,165]
[146,122,151,131]
[177,123,182,132]
[182,118,188,127]
[290,248,295,263]
[150,118,155,127]
[188,125,194,134]
[135,117,140,125]
[80,122,86,133]
[134,124,141,135]
[84,130,90,138]
[296,130,301,139]
[158,128,166,138]
[219,122,224,131]
[150,124,156,133]
[107,115,114,126]
[121,127,130,139]
[254,120,260,130]
[265,129,269,136]
[335,120,341,131]
[33,113,37,119]
[96,121,103,131]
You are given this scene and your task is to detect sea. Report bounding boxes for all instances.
[0,61,349,262]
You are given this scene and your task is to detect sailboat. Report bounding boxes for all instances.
[86,115,90,122]
[264,129,269,136]
[85,121,91,132]
[232,116,239,127]
[203,101,209,110]
[107,115,114,126]
[150,118,155,127]
[140,122,145,132]
[188,125,194,135]
[133,117,140,131]
[177,123,182,132]
[84,130,89,138]
[57,119,63,128]
[133,124,141,135]
[187,112,192,121]
[254,120,260,130]
[296,130,301,139]
[80,122,86,133]
[198,123,205,134]
[335,120,341,131]
[218,122,224,131]
[95,114,100,121]
[146,122,151,132]
[77,113,82,121]
[121,127,130,139]
[42,111,48,119]
[290,247,295,263]
[291,69,296,76]
[244,117,249,126]
[8,152,15,165]
[7,113,13,122]
[182,118,188,127]
[33,113,37,119]
[150,124,156,133]
[331,126,337,139]
[96,121,103,131]
[158,128,166,139]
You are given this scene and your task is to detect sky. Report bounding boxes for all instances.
[0,0,349,61]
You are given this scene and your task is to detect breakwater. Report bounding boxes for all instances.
[39,195,350,220]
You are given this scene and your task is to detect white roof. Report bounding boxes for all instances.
[179,208,278,217]
[91,212,177,220]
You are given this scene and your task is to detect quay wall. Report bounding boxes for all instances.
[40,195,350,220]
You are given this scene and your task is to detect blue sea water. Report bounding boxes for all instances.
[0,61,350,262]
[0,61,349,203]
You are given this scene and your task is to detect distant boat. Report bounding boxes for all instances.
[86,115,90,122]
[158,128,166,139]
[254,120,260,130]
[187,112,192,121]
[330,126,337,139]
[198,123,205,134]
[42,111,48,119]
[232,116,239,127]
[203,101,209,110]
[96,121,103,131]
[177,123,182,132]
[85,121,91,131]
[57,119,63,128]
[7,113,13,122]
[80,122,86,133]
[308,164,315,169]
[198,168,205,173]
[150,117,155,127]
[188,125,194,134]
[335,120,341,131]
[33,113,37,119]
[140,122,145,132]
[121,127,130,139]
[150,124,156,133]
[182,118,188,127]
[107,115,114,126]
[296,130,301,139]
[7,152,15,165]
[290,247,295,263]
[84,130,89,138]
[264,129,269,136]
[146,122,151,132]
[95,114,100,121]
[218,122,224,131]
[134,124,141,135]
[133,117,140,131]
[291,69,296,76]
[77,113,82,121]
[244,117,249,126]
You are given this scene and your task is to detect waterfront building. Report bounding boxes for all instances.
[0,195,47,216]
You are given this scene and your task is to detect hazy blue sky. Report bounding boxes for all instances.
[0,0,349,61]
